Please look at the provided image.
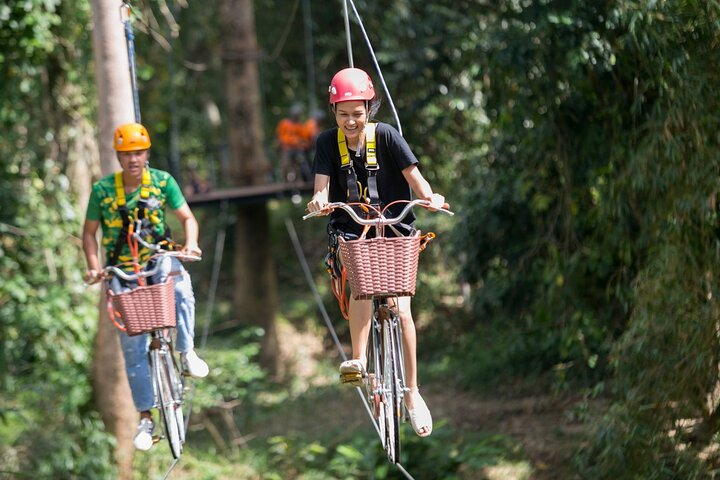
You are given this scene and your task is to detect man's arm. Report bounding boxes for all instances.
[82,219,101,281]
[173,203,202,256]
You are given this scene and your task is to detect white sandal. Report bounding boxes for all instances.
[339,358,366,387]
[406,388,432,437]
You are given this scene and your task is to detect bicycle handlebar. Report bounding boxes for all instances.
[302,199,454,225]
[93,251,201,283]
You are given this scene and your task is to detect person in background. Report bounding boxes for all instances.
[306,68,446,438]
[82,122,209,451]
[275,103,309,183]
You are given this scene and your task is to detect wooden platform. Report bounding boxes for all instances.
[185,182,313,206]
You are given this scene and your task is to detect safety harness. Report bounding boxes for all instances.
[338,122,380,209]
[108,168,172,266]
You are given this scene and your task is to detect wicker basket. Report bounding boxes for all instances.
[108,278,176,336]
[338,233,421,300]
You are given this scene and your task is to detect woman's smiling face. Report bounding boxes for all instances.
[334,100,368,143]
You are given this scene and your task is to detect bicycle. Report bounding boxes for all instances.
[304,199,453,463]
[95,247,200,459]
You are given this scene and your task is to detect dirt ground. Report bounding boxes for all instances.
[426,386,586,480]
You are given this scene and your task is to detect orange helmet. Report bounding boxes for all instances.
[328,68,375,104]
[114,123,151,152]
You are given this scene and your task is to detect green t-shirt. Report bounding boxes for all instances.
[86,168,186,266]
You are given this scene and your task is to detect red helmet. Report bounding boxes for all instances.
[328,68,375,104]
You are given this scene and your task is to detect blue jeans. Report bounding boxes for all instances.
[109,257,196,412]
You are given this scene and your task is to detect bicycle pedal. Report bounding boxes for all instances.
[339,372,364,384]
[152,435,162,444]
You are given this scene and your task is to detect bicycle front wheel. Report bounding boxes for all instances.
[382,318,401,464]
[153,348,183,459]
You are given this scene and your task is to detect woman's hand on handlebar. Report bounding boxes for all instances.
[306,196,331,216]
[180,242,202,258]
[425,193,447,212]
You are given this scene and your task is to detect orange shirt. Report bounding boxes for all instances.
[276,118,305,150]
[300,118,320,150]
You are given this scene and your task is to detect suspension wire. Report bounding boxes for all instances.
[302,0,317,114]
[181,200,229,441]
[342,0,354,67]
[161,459,179,480]
[344,0,403,136]
[200,200,229,350]
[284,218,415,480]
[121,3,142,123]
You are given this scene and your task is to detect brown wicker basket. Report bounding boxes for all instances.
[108,278,176,336]
[338,233,422,300]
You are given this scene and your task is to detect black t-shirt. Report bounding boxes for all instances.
[312,122,419,236]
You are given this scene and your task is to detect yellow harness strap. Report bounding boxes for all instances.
[337,123,377,168]
[114,171,126,206]
[114,168,152,204]
[338,129,350,168]
[365,123,377,168]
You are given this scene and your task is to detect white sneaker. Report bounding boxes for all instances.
[133,417,154,451]
[182,350,209,378]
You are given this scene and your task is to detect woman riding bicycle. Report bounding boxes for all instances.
[82,122,209,451]
[306,67,445,437]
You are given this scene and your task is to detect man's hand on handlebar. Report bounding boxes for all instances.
[84,269,102,285]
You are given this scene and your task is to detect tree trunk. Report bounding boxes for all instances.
[220,0,281,376]
[90,1,138,477]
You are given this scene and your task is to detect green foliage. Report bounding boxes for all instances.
[0,1,112,477]
[0,160,115,478]
[265,425,527,480]
[189,329,266,412]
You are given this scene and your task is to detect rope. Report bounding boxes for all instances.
[284,217,415,480]
[343,0,403,136]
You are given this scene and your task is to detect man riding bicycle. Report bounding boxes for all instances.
[82,122,209,451]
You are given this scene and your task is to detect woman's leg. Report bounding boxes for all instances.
[392,296,432,436]
[392,297,418,394]
[347,296,373,363]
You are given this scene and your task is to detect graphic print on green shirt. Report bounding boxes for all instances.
[86,168,186,267]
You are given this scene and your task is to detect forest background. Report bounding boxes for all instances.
[3,0,720,479]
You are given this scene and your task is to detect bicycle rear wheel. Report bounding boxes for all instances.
[382,317,401,463]
[153,348,183,459]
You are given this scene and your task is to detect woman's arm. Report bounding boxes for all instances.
[402,165,445,209]
[306,173,331,213]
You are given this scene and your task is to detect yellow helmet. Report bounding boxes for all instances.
[114,123,151,152]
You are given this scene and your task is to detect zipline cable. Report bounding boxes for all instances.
[121,3,141,123]
[342,0,354,68]
[343,0,403,136]
[284,218,415,480]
